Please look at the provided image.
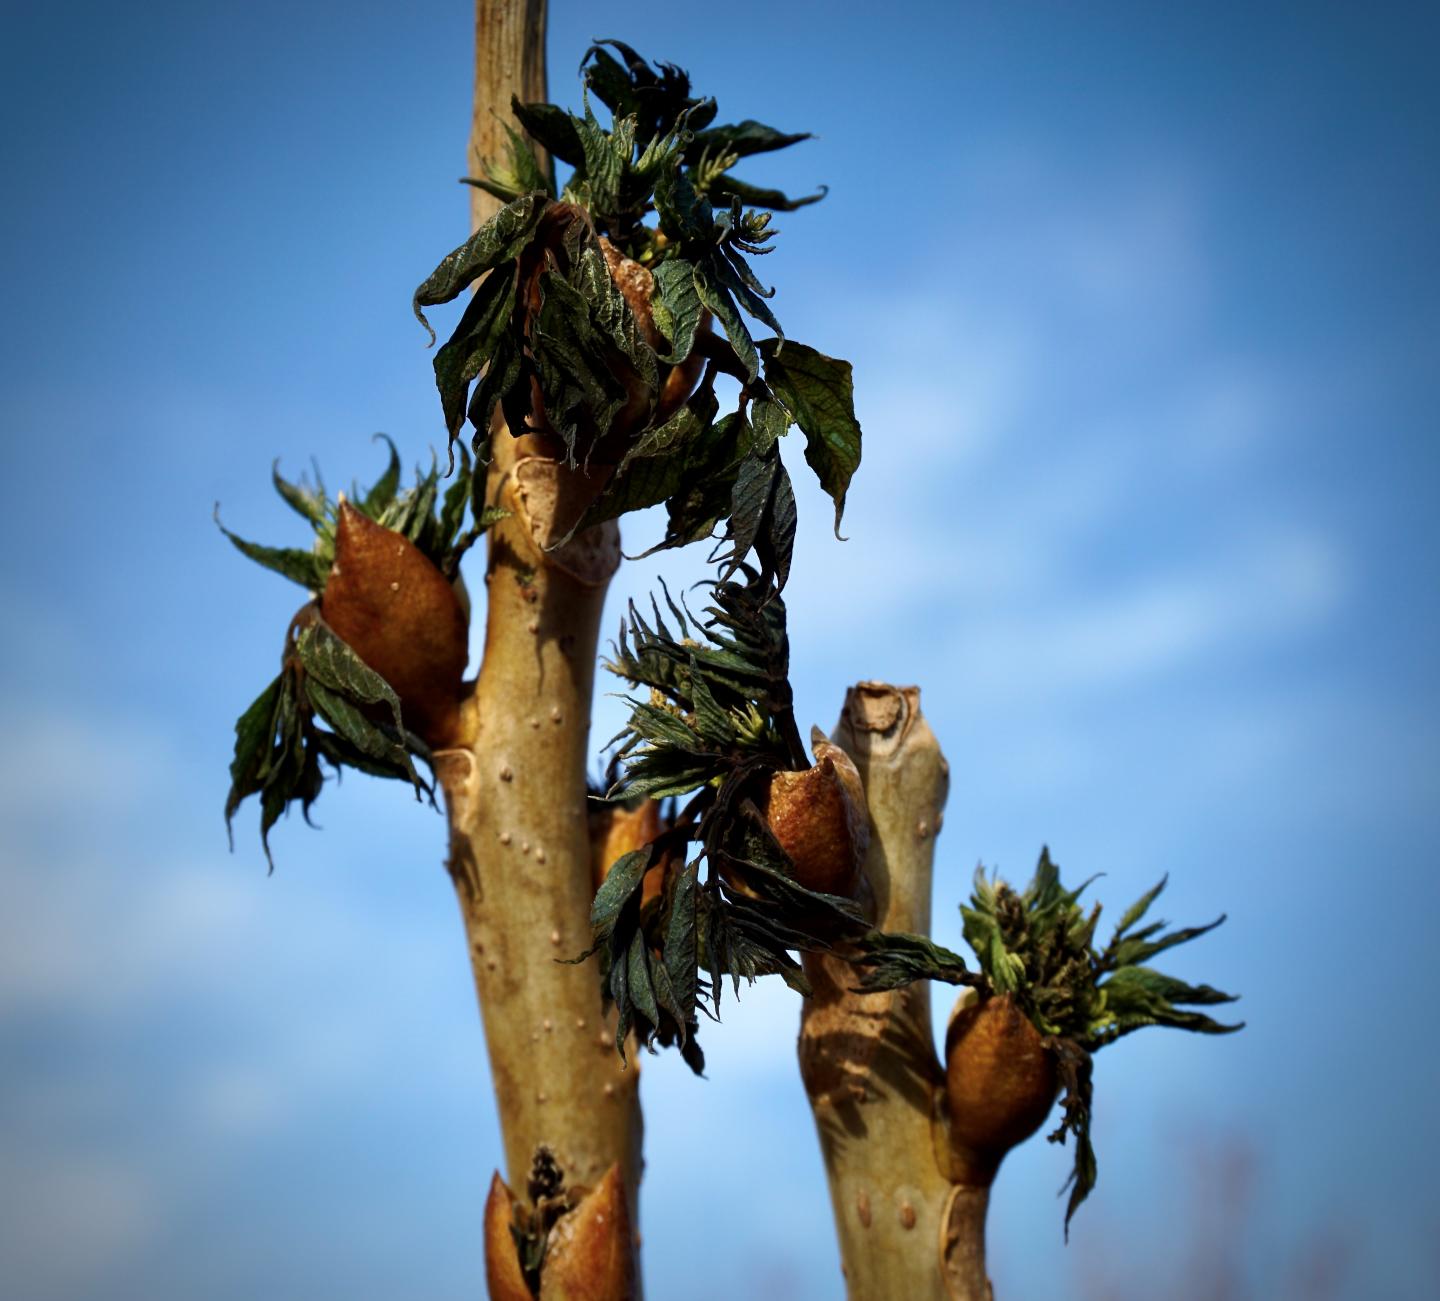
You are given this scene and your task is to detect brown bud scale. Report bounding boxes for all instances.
[762,738,870,897]
[320,502,468,747]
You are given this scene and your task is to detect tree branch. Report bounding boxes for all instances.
[799,683,990,1300]
[435,3,643,1293]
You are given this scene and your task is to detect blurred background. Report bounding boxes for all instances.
[2,1,1436,1297]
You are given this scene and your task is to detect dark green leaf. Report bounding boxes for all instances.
[760,339,862,535]
[710,175,828,212]
[695,270,758,381]
[626,933,660,1030]
[361,434,402,516]
[463,119,555,204]
[854,930,976,993]
[576,388,720,534]
[293,618,414,767]
[225,674,283,836]
[215,508,326,591]
[432,266,515,439]
[649,258,704,364]
[687,120,811,160]
[510,98,585,166]
[590,847,651,942]
[1114,875,1168,937]
[1109,915,1228,970]
[664,864,700,1030]
[304,678,416,786]
[412,192,548,341]
[438,444,472,548]
[272,462,327,525]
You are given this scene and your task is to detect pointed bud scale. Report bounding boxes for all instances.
[319,501,468,747]
[538,1163,635,1301]
[763,738,870,897]
[483,1172,533,1301]
[944,993,1057,1186]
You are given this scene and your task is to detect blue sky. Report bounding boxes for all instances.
[1,1,1437,1297]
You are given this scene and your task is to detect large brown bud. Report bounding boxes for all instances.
[944,992,1058,1186]
[319,501,468,748]
[762,737,870,897]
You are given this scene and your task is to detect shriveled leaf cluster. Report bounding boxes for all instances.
[413,43,861,587]
[857,848,1240,1233]
[225,607,430,868]
[578,568,867,1072]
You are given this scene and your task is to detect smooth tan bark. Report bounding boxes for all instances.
[470,0,550,236]
[436,3,643,1292]
[799,683,991,1301]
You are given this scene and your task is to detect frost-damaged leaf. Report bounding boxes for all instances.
[589,847,650,944]
[626,933,660,1031]
[574,101,636,219]
[1047,1038,1097,1239]
[412,192,548,342]
[214,507,327,591]
[686,120,811,161]
[304,678,416,786]
[710,175,827,212]
[574,388,720,534]
[725,452,775,575]
[582,40,716,145]
[225,674,284,841]
[293,616,423,794]
[433,267,515,441]
[760,339,861,535]
[748,396,790,455]
[694,267,758,381]
[663,864,700,1038]
[224,662,313,870]
[649,257,703,364]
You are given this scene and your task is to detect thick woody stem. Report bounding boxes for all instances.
[437,3,643,1293]
[469,0,550,235]
[799,683,991,1301]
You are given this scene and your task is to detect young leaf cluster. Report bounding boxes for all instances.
[412,43,862,587]
[217,436,497,590]
[219,440,502,863]
[858,848,1240,1233]
[578,568,866,1072]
